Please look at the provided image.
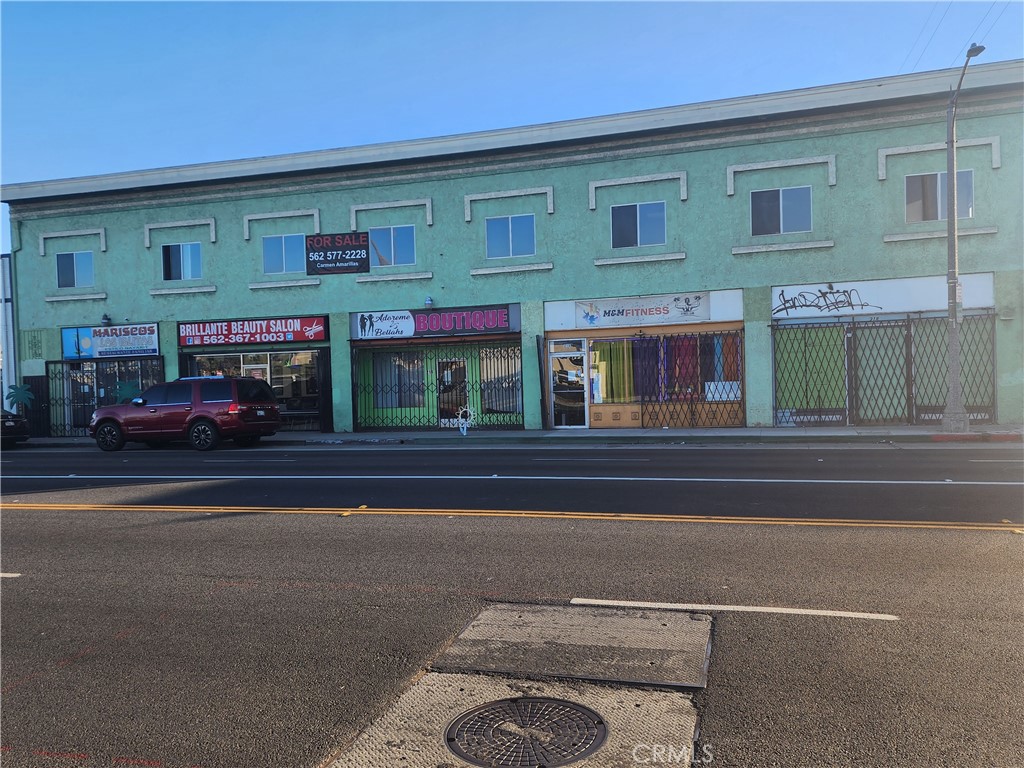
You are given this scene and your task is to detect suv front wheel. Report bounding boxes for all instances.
[95,421,125,452]
[188,420,220,451]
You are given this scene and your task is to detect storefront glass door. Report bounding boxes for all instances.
[549,340,587,427]
[437,358,468,427]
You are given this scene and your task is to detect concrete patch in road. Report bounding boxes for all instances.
[325,671,699,767]
[432,603,712,689]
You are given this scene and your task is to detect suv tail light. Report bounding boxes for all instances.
[228,403,240,413]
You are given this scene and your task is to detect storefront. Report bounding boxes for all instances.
[770,274,997,426]
[37,322,165,436]
[350,303,524,431]
[544,290,746,429]
[177,314,332,431]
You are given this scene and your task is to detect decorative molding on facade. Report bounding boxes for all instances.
[593,252,687,266]
[144,218,216,248]
[11,102,1013,223]
[248,278,321,290]
[727,156,837,196]
[470,262,554,276]
[731,240,835,255]
[355,271,433,283]
[877,137,1001,180]
[350,199,433,231]
[588,173,687,210]
[148,285,217,296]
[243,209,320,240]
[44,292,107,302]
[882,226,999,242]
[38,228,106,256]
[464,187,554,222]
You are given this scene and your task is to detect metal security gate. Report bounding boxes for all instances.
[773,314,995,426]
[589,330,745,428]
[353,341,524,430]
[39,358,165,436]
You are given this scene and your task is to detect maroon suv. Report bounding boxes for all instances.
[88,376,281,451]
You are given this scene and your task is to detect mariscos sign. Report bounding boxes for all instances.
[178,315,328,347]
[351,304,520,340]
[62,323,160,359]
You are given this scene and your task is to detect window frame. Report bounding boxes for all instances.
[55,250,94,289]
[610,201,667,249]
[904,169,974,223]
[368,225,417,268]
[750,185,813,237]
[161,242,203,281]
[485,214,536,259]
[261,233,307,275]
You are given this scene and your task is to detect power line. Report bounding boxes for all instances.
[901,1,937,74]
[978,2,1011,47]
[951,1,998,66]
[911,0,954,72]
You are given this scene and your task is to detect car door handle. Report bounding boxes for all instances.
[184,407,192,411]
[149,408,157,413]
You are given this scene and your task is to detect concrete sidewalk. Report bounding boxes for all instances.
[14,423,1024,449]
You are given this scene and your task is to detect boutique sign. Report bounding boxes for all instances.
[351,304,521,340]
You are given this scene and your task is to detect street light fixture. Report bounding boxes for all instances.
[942,42,985,433]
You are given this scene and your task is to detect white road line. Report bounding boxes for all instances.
[531,458,651,462]
[1,573,22,578]
[571,597,900,621]
[1,474,1019,486]
[968,459,1024,463]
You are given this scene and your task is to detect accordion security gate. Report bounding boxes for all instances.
[589,330,746,428]
[353,341,524,430]
[30,358,166,437]
[772,314,996,426]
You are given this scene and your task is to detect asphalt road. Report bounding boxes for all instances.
[1,443,1022,768]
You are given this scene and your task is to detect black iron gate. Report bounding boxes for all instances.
[36,358,165,436]
[772,314,995,426]
[352,341,524,430]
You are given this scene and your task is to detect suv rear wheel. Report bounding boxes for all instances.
[188,420,220,451]
[95,422,125,452]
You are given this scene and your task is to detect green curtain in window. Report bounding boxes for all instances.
[591,340,635,404]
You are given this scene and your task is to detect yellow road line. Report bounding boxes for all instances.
[1,501,1019,532]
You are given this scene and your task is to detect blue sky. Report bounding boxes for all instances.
[2,1,1022,251]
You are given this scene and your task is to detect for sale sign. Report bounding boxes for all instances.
[305,233,370,275]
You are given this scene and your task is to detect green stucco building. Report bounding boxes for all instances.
[3,60,1022,436]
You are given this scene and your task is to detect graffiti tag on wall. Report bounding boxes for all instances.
[773,285,882,316]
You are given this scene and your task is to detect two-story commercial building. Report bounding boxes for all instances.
[2,60,1021,436]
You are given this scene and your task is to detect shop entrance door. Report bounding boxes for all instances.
[549,342,587,427]
[437,359,467,428]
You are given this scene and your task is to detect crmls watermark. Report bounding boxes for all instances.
[632,742,714,764]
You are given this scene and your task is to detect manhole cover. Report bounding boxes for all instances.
[445,696,607,767]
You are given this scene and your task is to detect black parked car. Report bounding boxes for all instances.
[1,409,30,448]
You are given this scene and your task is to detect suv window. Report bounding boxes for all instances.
[200,380,233,403]
[142,384,167,405]
[237,379,276,404]
[165,381,193,405]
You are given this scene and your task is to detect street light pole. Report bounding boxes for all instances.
[942,42,985,433]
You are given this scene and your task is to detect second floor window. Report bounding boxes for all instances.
[486,214,535,259]
[162,242,202,281]
[611,202,666,248]
[751,186,812,236]
[56,250,94,288]
[369,225,416,267]
[906,170,973,223]
[262,234,306,274]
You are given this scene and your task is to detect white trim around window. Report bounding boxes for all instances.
[876,137,1000,180]
[588,172,687,210]
[144,218,216,248]
[243,209,320,240]
[726,156,836,196]
[38,228,106,256]
[351,199,433,230]
[464,187,553,222]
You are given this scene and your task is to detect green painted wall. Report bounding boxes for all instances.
[8,93,1023,429]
